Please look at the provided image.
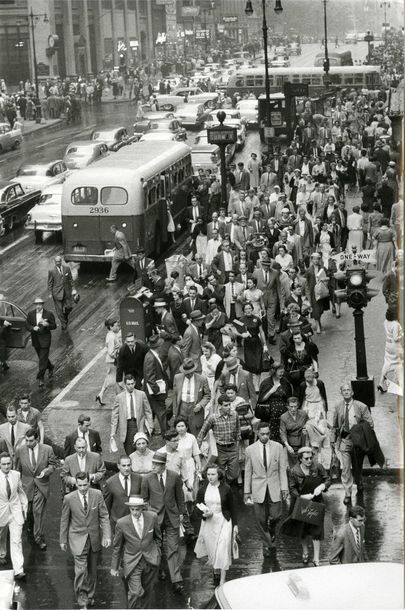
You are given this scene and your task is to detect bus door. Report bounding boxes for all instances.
[143,177,167,254]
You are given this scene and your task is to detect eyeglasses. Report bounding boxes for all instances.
[302,457,313,460]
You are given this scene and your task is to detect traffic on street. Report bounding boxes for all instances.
[0,1,403,609]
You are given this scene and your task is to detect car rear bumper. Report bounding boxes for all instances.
[25,221,62,232]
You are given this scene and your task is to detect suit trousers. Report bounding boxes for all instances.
[108,253,135,280]
[28,486,47,543]
[73,536,99,606]
[161,514,182,584]
[53,297,69,328]
[124,557,158,609]
[149,396,167,436]
[266,300,278,338]
[179,401,204,437]
[33,345,52,380]
[124,418,138,457]
[338,436,355,495]
[215,443,239,482]
[253,488,282,550]
[0,519,24,574]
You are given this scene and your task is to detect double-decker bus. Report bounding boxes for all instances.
[226,65,381,98]
[62,141,192,262]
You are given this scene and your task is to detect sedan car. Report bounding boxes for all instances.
[0,180,41,233]
[139,131,179,142]
[0,299,30,350]
[133,110,175,134]
[11,160,68,193]
[270,56,291,68]
[25,183,63,242]
[236,99,258,128]
[147,118,187,141]
[194,133,236,165]
[63,141,109,170]
[0,122,23,153]
[91,127,139,151]
[175,103,210,129]
[191,144,220,174]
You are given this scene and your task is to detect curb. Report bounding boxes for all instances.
[23,119,65,138]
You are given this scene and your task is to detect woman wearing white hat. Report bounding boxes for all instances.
[129,432,154,477]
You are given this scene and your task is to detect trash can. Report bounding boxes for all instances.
[119,295,153,342]
[165,254,189,289]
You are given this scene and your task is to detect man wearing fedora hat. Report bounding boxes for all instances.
[141,452,185,593]
[153,300,179,371]
[181,310,204,373]
[111,495,162,608]
[143,336,169,436]
[219,357,257,409]
[172,358,211,436]
[25,297,57,388]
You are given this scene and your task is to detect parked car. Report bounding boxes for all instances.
[194,133,235,165]
[147,118,187,140]
[0,180,41,233]
[133,110,175,134]
[270,56,290,68]
[236,99,259,128]
[91,126,139,151]
[11,160,68,193]
[63,141,109,169]
[288,42,302,55]
[191,144,220,174]
[0,299,30,350]
[175,102,210,129]
[25,183,63,242]
[0,122,23,153]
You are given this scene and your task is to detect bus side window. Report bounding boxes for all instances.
[178,168,184,183]
[235,76,245,88]
[71,187,98,205]
[148,187,156,208]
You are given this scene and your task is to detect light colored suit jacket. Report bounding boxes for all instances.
[111,389,154,443]
[0,421,30,460]
[244,440,288,503]
[14,443,58,501]
[0,469,28,527]
[60,452,106,492]
[221,367,257,408]
[172,372,211,417]
[59,488,111,555]
[111,510,162,575]
[181,325,202,370]
[224,281,244,318]
[331,399,373,444]
[329,523,368,564]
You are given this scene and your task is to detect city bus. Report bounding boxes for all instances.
[226,65,381,98]
[257,93,297,141]
[62,141,192,262]
[314,50,353,66]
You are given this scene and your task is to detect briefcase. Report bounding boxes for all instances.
[291,497,325,526]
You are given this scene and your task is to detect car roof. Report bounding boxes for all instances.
[65,141,100,148]
[93,128,125,137]
[192,144,219,152]
[140,131,176,140]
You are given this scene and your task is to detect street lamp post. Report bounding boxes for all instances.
[28,8,48,122]
[245,0,283,159]
[322,0,330,86]
[364,31,374,63]
[380,1,390,54]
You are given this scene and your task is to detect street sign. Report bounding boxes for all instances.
[223,16,238,22]
[270,112,282,126]
[284,82,309,97]
[264,126,275,138]
[195,30,210,39]
[331,250,377,265]
[207,126,237,145]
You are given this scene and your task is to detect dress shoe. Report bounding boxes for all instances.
[262,547,273,557]
[172,583,184,594]
[14,572,26,581]
[343,496,352,505]
[95,395,106,406]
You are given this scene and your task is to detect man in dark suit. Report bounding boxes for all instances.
[47,255,77,330]
[329,505,368,564]
[132,247,154,287]
[64,414,102,458]
[15,428,58,550]
[234,162,250,191]
[187,195,203,231]
[334,201,348,250]
[103,455,142,531]
[61,438,106,495]
[116,332,148,389]
[143,336,169,436]
[60,472,111,609]
[141,452,185,593]
[25,297,57,388]
[153,300,179,370]
[265,218,281,253]
[183,285,206,317]
[167,337,184,388]
[110,495,162,609]
[172,358,211,436]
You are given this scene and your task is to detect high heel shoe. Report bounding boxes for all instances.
[377,385,387,394]
[312,560,320,567]
[302,553,309,564]
[95,395,106,405]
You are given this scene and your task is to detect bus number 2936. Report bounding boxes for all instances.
[89,207,110,214]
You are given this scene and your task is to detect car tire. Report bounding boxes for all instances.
[34,230,43,243]
[13,139,21,150]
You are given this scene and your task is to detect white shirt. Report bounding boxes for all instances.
[30,444,39,467]
[229,370,239,387]
[119,473,131,494]
[77,455,86,471]
[181,375,195,403]
[131,513,144,537]
[349,521,361,546]
[77,427,90,451]
[126,390,137,420]
[36,310,44,325]
[223,250,233,271]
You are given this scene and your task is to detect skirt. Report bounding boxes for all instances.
[194,512,232,571]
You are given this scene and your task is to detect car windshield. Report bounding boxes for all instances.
[92,132,110,140]
[38,193,61,205]
[66,147,91,156]
[17,167,45,176]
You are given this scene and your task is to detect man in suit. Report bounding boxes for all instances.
[143,336,169,436]
[220,357,257,408]
[330,383,374,505]
[211,240,235,284]
[181,310,204,372]
[250,209,266,234]
[287,148,302,172]
[187,254,209,284]
[206,212,225,241]
[270,153,284,185]
[64,414,102,458]
[153,300,179,370]
[0,452,28,579]
[25,297,57,388]
[236,261,251,290]
[172,358,211,436]
[116,332,148,390]
[260,196,276,224]
[294,207,314,263]
[187,195,203,232]
[244,422,288,556]
[183,285,206,317]
[61,438,106,495]
[132,247,154,287]
[106,224,135,282]
[223,271,244,321]
[60,471,111,609]
[260,164,278,191]
[47,255,77,330]
[265,218,280,253]
[16,394,44,443]
[141,452,185,593]
[0,406,30,462]
[103,455,142,532]
[334,201,348,250]
[329,505,368,564]
[253,261,285,344]
[233,216,254,252]
[111,374,154,457]
[234,162,250,191]
[14,428,58,550]
[167,336,184,388]
[111,495,162,609]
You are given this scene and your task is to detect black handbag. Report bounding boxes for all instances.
[262,351,274,372]
[235,403,254,441]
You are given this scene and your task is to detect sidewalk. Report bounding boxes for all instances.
[21,117,64,137]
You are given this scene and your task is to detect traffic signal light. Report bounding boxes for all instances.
[345,268,379,309]
[323,57,330,73]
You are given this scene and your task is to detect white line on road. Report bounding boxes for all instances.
[0,233,30,255]
[45,347,106,410]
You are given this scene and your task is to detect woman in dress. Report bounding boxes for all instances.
[275,244,294,272]
[280,396,309,467]
[378,308,403,393]
[191,217,207,260]
[346,205,364,252]
[367,202,383,246]
[205,303,228,356]
[298,367,328,463]
[201,342,222,391]
[305,252,330,334]
[314,222,335,261]
[175,416,201,506]
[281,447,331,566]
[243,277,264,317]
[385,161,399,201]
[238,302,269,390]
[256,363,293,445]
[374,218,396,274]
[96,318,121,405]
[129,432,154,477]
[194,464,238,586]
[284,333,319,393]
[296,183,310,214]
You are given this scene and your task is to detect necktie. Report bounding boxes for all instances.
[355,528,361,552]
[140,260,144,270]
[31,448,36,470]
[199,265,202,276]
[124,475,129,496]
[263,444,267,471]
[5,474,11,500]
[243,227,247,239]
[186,378,191,401]
[83,494,88,513]
[134,517,142,537]
[10,424,15,448]
[344,404,350,433]
[130,393,135,419]
[159,474,165,491]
